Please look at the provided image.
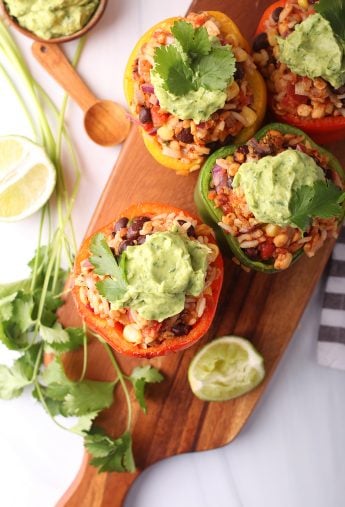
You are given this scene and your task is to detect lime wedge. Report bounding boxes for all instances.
[188,336,265,401]
[0,136,55,222]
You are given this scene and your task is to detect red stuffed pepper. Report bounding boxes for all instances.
[253,0,345,143]
[73,203,223,358]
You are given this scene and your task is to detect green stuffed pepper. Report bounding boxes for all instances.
[195,123,345,273]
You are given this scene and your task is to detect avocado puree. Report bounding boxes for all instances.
[277,13,345,89]
[232,149,325,226]
[110,231,211,322]
[151,71,227,124]
[5,0,100,39]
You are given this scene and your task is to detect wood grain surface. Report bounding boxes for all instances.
[57,0,345,505]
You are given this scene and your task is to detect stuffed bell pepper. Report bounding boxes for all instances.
[253,0,345,143]
[124,11,266,175]
[73,203,223,358]
[195,123,345,273]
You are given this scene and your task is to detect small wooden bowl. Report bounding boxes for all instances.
[0,0,108,43]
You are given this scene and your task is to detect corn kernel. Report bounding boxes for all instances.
[298,0,309,9]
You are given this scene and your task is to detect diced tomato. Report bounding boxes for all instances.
[141,122,154,132]
[142,321,162,340]
[151,106,170,127]
[259,241,275,260]
[280,84,308,112]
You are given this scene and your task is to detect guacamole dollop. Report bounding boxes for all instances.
[110,231,210,322]
[151,71,227,124]
[277,13,345,89]
[232,149,325,226]
[5,0,100,39]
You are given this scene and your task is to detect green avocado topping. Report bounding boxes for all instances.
[4,0,100,40]
[277,13,345,89]
[232,149,325,226]
[94,231,211,322]
[150,20,236,123]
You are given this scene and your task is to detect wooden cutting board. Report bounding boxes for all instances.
[57,0,345,505]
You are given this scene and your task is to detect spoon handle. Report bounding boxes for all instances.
[32,42,97,112]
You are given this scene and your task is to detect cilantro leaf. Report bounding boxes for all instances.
[196,46,236,91]
[154,45,195,96]
[89,233,125,282]
[0,364,29,399]
[89,233,127,299]
[0,279,30,299]
[129,365,164,413]
[315,0,345,42]
[45,327,86,353]
[40,359,115,417]
[289,180,345,230]
[0,292,17,321]
[62,380,115,416]
[96,278,127,302]
[85,429,136,473]
[171,20,211,57]
[0,344,41,399]
[13,293,34,332]
[70,412,99,436]
[40,323,70,345]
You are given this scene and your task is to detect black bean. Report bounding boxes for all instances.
[126,226,139,240]
[271,6,283,22]
[177,220,196,237]
[334,85,345,95]
[176,128,194,144]
[136,235,146,245]
[114,217,129,232]
[253,32,269,52]
[171,323,192,336]
[130,216,150,232]
[244,247,259,259]
[139,107,152,124]
[118,239,134,254]
[234,62,245,81]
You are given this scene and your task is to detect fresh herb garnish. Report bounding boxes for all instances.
[171,20,211,56]
[0,24,164,474]
[153,20,236,96]
[289,180,345,230]
[89,232,128,300]
[129,365,164,413]
[90,233,124,280]
[315,0,345,42]
[85,429,136,473]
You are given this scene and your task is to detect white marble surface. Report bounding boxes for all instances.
[0,1,344,506]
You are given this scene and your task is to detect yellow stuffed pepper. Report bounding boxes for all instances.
[124,11,267,175]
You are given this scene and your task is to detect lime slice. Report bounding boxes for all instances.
[0,136,55,222]
[188,336,265,401]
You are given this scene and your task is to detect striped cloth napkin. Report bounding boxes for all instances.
[318,227,345,370]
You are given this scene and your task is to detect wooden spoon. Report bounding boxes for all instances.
[32,42,131,146]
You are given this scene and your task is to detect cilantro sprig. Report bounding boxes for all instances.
[89,233,128,301]
[315,0,345,43]
[153,20,236,96]
[0,25,164,475]
[289,180,345,230]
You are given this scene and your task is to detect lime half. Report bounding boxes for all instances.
[188,336,265,402]
[0,136,56,222]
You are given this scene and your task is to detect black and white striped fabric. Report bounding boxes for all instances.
[318,227,345,369]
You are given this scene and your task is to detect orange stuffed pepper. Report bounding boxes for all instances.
[253,0,345,143]
[73,203,223,358]
[124,11,266,175]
